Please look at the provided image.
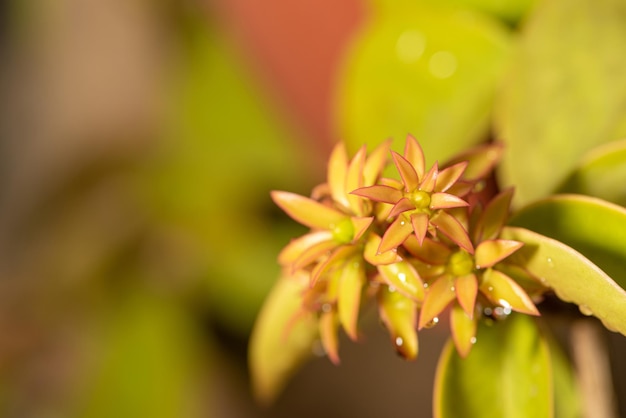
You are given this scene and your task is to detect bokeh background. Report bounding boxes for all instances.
[0,0,625,417]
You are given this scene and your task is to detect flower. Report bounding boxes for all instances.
[351,135,472,254]
[404,188,540,357]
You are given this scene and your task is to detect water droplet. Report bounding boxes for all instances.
[487,286,494,292]
[424,317,439,328]
[546,257,554,268]
[429,51,457,79]
[322,303,332,313]
[470,337,477,344]
[579,305,593,316]
[450,286,456,292]
[400,220,406,226]
[398,272,407,283]
[388,285,396,292]
[483,307,493,316]
[396,30,426,64]
[395,336,404,347]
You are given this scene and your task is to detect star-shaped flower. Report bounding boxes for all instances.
[404,188,540,357]
[351,135,471,255]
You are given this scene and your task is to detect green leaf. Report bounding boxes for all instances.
[336,5,510,164]
[248,272,318,404]
[545,333,582,418]
[495,0,626,205]
[501,226,626,335]
[509,194,626,288]
[434,314,552,418]
[557,139,626,206]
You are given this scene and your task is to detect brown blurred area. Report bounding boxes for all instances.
[0,0,444,417]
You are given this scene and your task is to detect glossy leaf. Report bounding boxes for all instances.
[337,257,366,340]
[434,314,552,418]
[249,272,318,404]
[496,0,626,205]
[474,239,523,269]
[419,274,456,329]
[337,6,511,163]
[449,304,477,358]
[509,194,626,287]
[271,191,346,230]
[377,259,425,300]
[557,139,626,206]
[501,226,626,335]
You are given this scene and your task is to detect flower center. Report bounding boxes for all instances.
[332,218,354,244]
[409,190,431,210]
[447,250,474,276]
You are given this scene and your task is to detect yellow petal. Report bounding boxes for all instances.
[481,268,540,316]
[475,239,524,269]
[377,260,424,301]
[449,304,477,358]
[346,145,367,215]
[364,233,402,266]
[319,310,341,365]
[327,142,350,210]
[271,191,346,230]
[378,285,419,360]
[292,239,339,271]
[363,139,392,186]
[419,274,456,329]
[278,231,334,265]
[455,273,478,318]
[351,216,374,242]
[404,235,451,265]
[338,257,365,340]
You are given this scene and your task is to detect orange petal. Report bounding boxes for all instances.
[430,211,474,254]
[455,273,478,318]
[410,211,429,246]
[404,134,425,179]
[475,239,524,269]
[278,231,334,265]
[327,143,350,210]
[480,268,540,316]
[378,285,419,360]
[364,233,402,266]
[363,139,392,186]
[435,161,468,192]
[377,260,424,301]
[450,304,477,358]
[418,274,456,329]
[338,257,365,340]
[346,146,367,215]
[389,197,415,217]
[419,162,439,192]
[430,192,469,210]
[319,310,341,365]
[474,188,514,242]
[310,245,357,286]
[350,184,403,204]
[292,239,339,271]
[271,191,346,230]
[404,235,451,265]
[379,216,414,253]
[392,151,420,192]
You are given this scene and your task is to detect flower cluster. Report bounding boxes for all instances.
[272,135,544,361]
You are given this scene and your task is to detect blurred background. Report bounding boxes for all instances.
[0,0,624,417]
